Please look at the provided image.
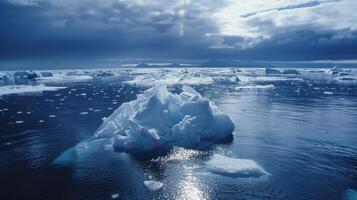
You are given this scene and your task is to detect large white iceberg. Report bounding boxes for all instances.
[94,85,235,153]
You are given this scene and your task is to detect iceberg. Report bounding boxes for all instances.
[94,85,235,154]
[143,180,163,191]
[206,154,269,178]
[13,71,38,80]
[0,85,66,96]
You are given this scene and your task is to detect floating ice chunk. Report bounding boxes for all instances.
[15,121,24,124]
[323,91,334,95]
[235,84,275,90]
[80,112,89,115]
[0,85,66,96]
[144,180,163,191]
[206,154,269,178]
[111,193,119,199]
[95,85,234,153]
[49,115,56,118]
[3,142,11,146]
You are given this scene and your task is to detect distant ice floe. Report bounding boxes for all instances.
[143,180,164,191]
[206,154,269,178]
[111,193,119,199]
[36,74,93,83]
[0,85,66,96]
[235,84,275,90]
[95,85,235,153]
[124,73,214,86]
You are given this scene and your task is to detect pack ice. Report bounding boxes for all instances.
[94,85,235,153]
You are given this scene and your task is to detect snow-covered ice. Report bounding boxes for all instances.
[124,73,214,86]
[206,154,269,178]
[143,180,163,191]
[323,91,334,95]
[36,74,93,83]
[235,84,275,90]
[95,85,235,153]
[0,85,66,96]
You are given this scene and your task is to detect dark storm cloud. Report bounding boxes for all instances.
[1,0,357,68]
[0,0,225,67]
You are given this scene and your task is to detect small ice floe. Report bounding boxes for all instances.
[144,180,163,192]
[3,142,11,146]
[206,154,269,178]
[49,115,56,118]
[0,85,66,96]
[80,112,88,115]
[235,84,275,90]
[94,109,101,112]
[111,193,119,199]
[17,111,23,114]
[39,120,45,123]
[323,91,334,95]
[15,121,24,124]
[344,189,357,200]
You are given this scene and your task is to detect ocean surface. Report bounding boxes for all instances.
[0,68,356,200]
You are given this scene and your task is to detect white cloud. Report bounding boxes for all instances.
[211,0,357,48]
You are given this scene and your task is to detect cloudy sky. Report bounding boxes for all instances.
[1,0,357,68]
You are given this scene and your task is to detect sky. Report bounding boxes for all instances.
[1,0,357,68]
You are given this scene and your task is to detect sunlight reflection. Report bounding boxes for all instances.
[177,173,209,200]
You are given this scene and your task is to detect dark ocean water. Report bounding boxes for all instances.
[0,78,357,200]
